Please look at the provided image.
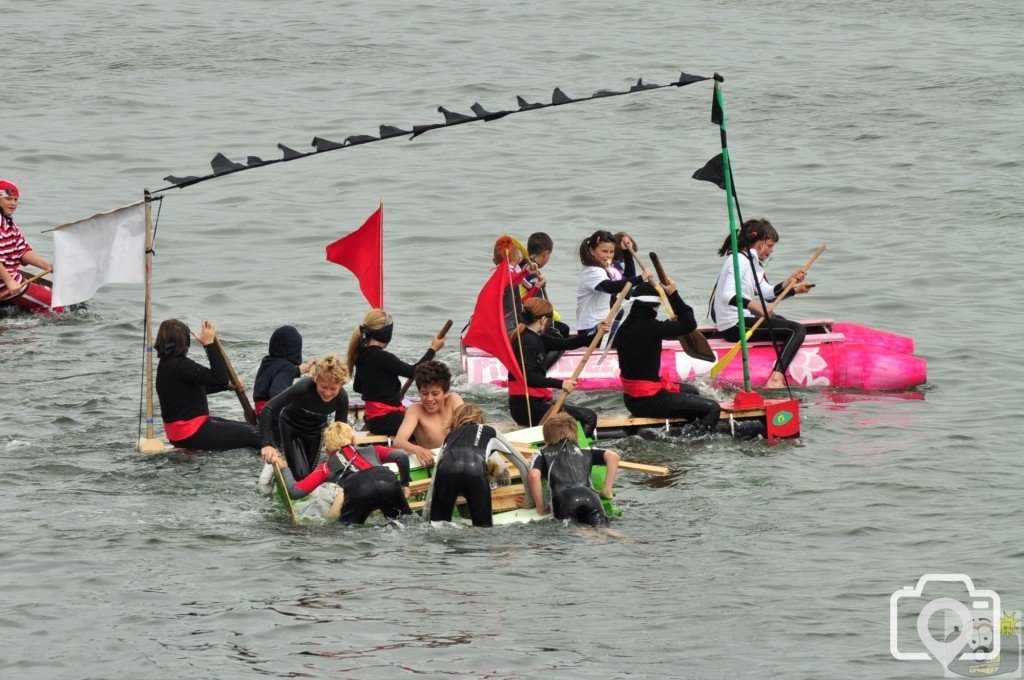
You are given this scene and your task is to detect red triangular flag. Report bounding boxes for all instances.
[463,259,526,385]
[325,204,383,308]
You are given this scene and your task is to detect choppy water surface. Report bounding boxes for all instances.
[3,1,1023,677]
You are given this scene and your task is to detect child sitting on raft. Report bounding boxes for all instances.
[712,218,814,389]
[347,309,445,437]
[393,360,464,467]
[272,421,412,525]
[424,404,533,527]
[506,298,606,437]
[0,179,61,313]
[155,318,260,451]
[576,229,650,334]
[525,413,621,527]
[252,325,310,417]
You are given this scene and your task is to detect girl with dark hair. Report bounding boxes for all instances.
[154,318,261,451]
[712,218,814,389]
[507,298,605,437]
[575,230,649,334]
[346,308,445,437]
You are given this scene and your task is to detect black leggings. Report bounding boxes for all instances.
[722,315,807,375]
[278,418,322,480]
[508,396,597,438]
[339,467,412,525]
[429,464,492,527]
[552,485,608,527]
[364,411,405,438]
[172,417,260,452]
[623,384,721,432]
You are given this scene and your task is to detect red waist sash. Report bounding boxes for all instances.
[163,414,210,442]
[254,400,267,416]
[506,380,553,400]
[363,400,407,420]
[620,376,680,398]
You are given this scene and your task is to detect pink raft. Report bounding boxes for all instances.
[461,319,927,392]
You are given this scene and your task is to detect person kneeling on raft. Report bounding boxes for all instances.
[347,309,445,438]
[252,325,311,418]
[273,421,412,525]
[259,354,350,479]
[614,281,721,432]
[424,404,534,527]
[506,298,607,438]
[525,413,621,527]
[155,318,260,451]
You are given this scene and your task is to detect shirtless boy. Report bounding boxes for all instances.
[393,360,464,467]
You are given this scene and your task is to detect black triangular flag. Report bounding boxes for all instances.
[278,144,303,160]
[163,174,200,186]
[592,89,626,98]
[630,79,658,92]
[516,95,544,111]
[345,134,378,145]
[676,72,709,87]
[411,123,444,138]
[471,103,512,121]
[552,87,573,105]
[379,125,410,138]
[246,156,265,166]
[312,137,345,151]
[692,153,725,190]
[211,153,245,175]
[711,87,723,126]
[438,106,475,124]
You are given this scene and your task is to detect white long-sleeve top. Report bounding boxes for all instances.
[712,249,777,332]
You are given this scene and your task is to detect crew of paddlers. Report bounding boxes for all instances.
[142,223,811,527]
[2,180,814,527]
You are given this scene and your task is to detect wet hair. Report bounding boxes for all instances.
[323,421,356,452]
[542,412,579,445]
[309,353,350,384]
[527,232,553,257]
[414,359,451,392]
[612,232,636,261]
[447,403,485,430]
[346,308,393,373]
[154,318,191,359]
[717,218,779,257]
[578,230,616,267]
[509,298,553,345]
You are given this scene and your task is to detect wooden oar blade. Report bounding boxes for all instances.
[681,330,715,363]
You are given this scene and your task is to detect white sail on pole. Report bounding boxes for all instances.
[44,201,146,308]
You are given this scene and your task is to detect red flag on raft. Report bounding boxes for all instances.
[325,203,383,309]
[463,257,526,385]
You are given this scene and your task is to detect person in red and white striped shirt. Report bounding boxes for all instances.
[0,180,61,313]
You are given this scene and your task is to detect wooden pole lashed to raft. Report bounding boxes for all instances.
[138,189,166,453]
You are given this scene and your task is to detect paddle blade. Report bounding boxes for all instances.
[681,330,715,363]
[709,344,741,377]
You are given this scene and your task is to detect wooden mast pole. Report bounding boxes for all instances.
[138,189,165,453]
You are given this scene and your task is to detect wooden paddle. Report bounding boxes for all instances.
[648,252,716,363]
[213,336,258,426]
[0,267,53,301]
[540,282,633,424]
[709,244,826,378]
[398,319,453,398]
[273,461,299,523]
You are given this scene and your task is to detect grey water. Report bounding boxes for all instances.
[2,1,1022,677]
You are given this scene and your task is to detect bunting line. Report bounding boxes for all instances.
[154,71,713,194]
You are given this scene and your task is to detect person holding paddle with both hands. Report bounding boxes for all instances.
[712,218,814,390]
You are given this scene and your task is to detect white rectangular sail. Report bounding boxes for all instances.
[45,201,146,308]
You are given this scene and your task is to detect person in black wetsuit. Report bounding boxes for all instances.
[506,298,606,437]
[526,412,620,527]
[154,318,260,451]
[425,404,532,527]
[273,421,412,524]
[252,325,310,418]
[346,309,445,437]
[258,353,350,479]
[615,281,722,432]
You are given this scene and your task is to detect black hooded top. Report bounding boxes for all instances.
[614,287,698,382]
[253,325,302,403]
